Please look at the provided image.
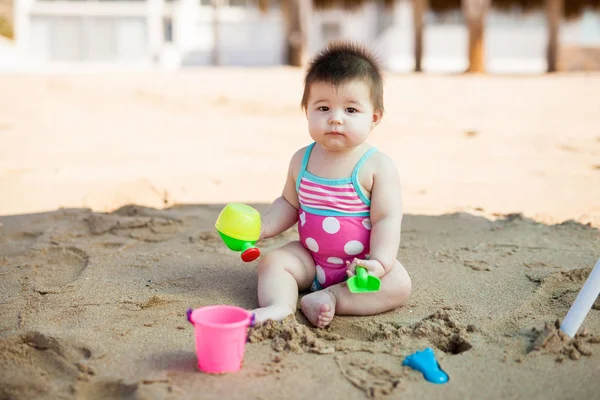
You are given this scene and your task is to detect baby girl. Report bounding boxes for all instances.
[252,41,411,328]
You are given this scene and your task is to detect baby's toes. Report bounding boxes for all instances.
[316,304,334,328]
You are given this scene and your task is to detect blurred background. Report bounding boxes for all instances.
[1,0,600,73]
[1,1,599,226]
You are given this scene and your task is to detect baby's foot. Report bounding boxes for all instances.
[300,290,336,328]
[252,305,294,325]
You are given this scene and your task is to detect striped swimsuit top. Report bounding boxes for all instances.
[295,142,377,217]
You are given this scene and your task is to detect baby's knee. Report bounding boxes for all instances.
[256,251,281,274]
[390,260,411,306]
[256,249,297,276]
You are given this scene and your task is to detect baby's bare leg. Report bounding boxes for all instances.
[300,260,411,328]
[253,241,315,324]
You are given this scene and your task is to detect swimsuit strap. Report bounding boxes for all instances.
[295,142,377,205]
[351,147,378,206]
[296,142,316,192]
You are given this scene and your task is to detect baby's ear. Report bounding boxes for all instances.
[372,109,383,127]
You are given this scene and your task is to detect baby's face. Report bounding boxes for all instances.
[305,80,381,152]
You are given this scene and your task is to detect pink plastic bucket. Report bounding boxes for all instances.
[186,305,253,374]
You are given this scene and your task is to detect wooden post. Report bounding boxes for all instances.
[282,0,310,66]
[298,0,312,66]
[413,0,427,72]
[461,0,490,73]
[0,0,14,39]
[211,0,221,66]
[282,0,300,66]
[545,0,563,72]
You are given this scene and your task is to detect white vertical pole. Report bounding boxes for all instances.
[173,0,196,64]
[298,0,312,66]
[560,259,600,338]
[147,0,165,65]
[211,0,220,65]
[14,0,34,61]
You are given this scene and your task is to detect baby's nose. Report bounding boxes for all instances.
[328,112,343,125]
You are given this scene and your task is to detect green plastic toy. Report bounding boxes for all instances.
[347,266,381,293]
[215,203,261,262]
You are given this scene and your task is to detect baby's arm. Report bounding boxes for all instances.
[348,154,402,278]
[259,150,303,240]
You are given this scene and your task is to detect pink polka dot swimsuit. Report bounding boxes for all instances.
[296,143,378,291]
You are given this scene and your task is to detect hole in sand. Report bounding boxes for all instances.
[80,347,92,359]
[432,334,472,355]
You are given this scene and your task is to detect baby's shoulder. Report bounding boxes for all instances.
[364,149,398,175]
[357,149,398,193]
[292,146,309,161]
[288,146,310,175]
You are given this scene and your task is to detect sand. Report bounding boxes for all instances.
[1,69,600,399]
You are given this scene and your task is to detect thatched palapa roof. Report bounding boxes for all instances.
[312,0,395,9]
[487,0,599,19]
[265,0,600,19]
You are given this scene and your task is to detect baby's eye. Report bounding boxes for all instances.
[318,106,329,112]
[346,107,358,114]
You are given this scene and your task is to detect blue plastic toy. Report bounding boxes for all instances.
[402,347,449,384]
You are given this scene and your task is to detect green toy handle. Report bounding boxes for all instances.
[241,242,254,252]
[356,266,368,287]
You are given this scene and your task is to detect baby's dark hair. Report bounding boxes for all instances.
[301,41,384,112]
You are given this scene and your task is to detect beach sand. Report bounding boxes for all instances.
[1,69,599,399]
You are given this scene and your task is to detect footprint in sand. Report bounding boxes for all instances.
[334,354,406,398]
[1,247,89,329]
[0,331,173,400]
[0,331,94,400]
[85,207,182,244]
[11,246,89,292]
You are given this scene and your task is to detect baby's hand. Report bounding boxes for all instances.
[346,258,386,279]
[258,219,268,243]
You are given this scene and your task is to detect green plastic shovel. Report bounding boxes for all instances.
[347,267,381,293]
